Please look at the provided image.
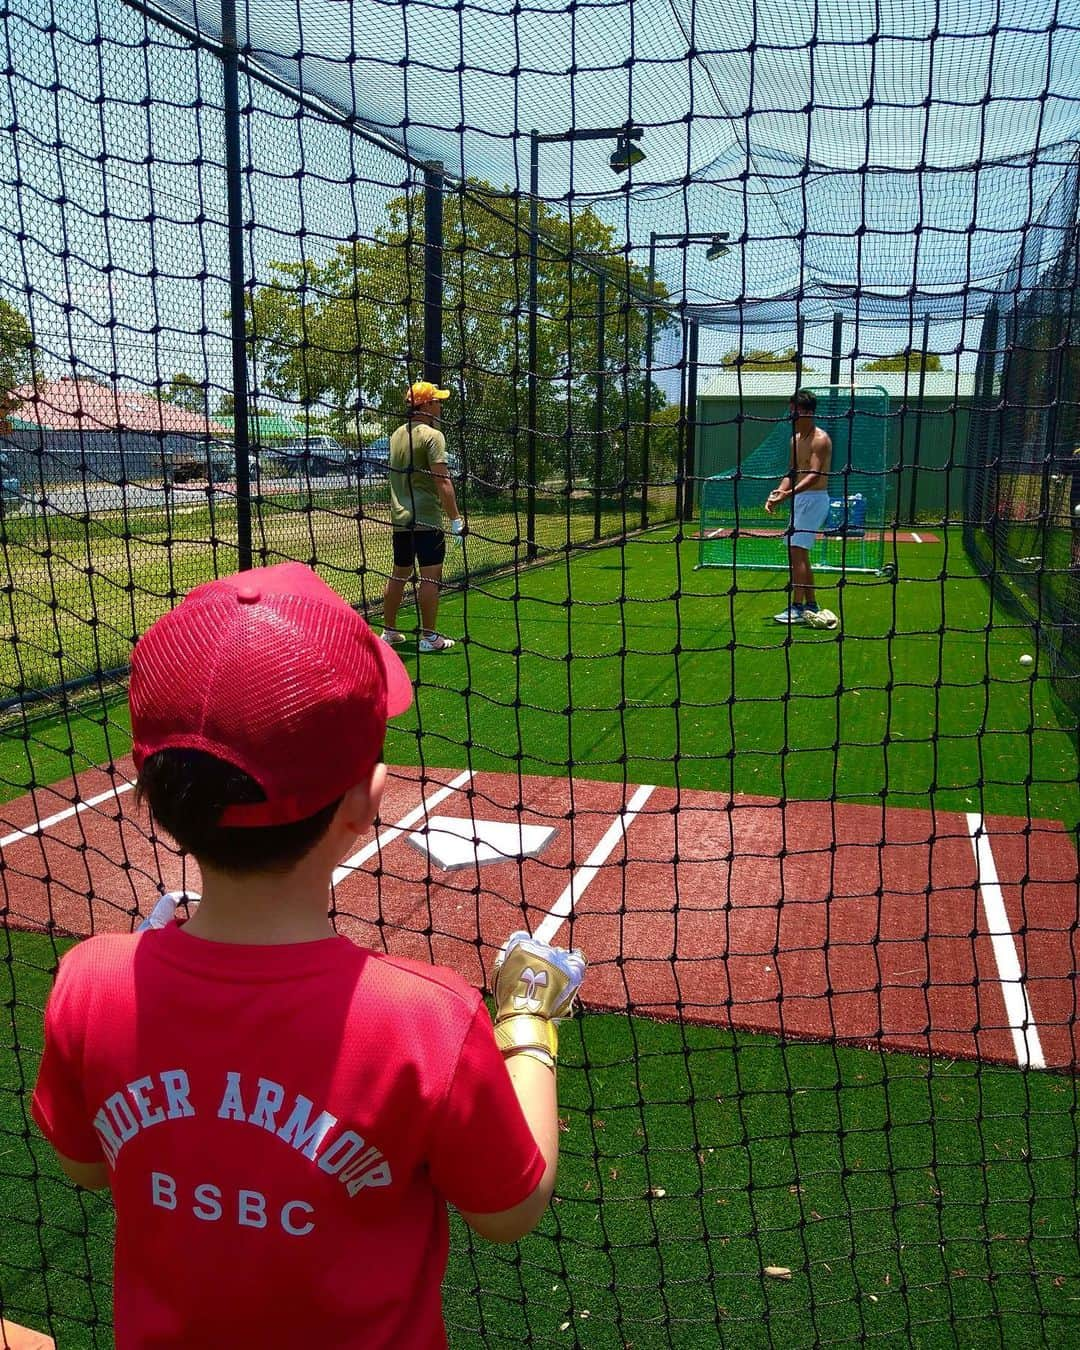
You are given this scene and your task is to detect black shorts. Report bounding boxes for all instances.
[392,527,446,569]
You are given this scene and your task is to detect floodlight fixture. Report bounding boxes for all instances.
[609,126,646,174]
[706,232,731,261]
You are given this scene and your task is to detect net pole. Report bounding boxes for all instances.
[640,231,657,530]
[908,312,931,524]
[830,311,843,385]
[594,269,606,541]
[682,318,700,522]
[423,162,444,386]
[525,130,540,561]
[220,0,253,572]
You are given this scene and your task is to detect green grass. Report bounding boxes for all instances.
[1,524,1078,1346]
[0,486,671,696]
[3,931,1078,1349]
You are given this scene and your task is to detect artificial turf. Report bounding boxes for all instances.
[1,527,1077,1346]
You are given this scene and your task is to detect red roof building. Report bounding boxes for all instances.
[8,377,227,436]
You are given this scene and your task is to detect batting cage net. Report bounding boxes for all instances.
[963,160,1080,720]
[1,0,1079,1346]
[697,387,892,575]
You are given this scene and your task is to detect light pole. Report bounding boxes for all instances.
[641,232,729,528]
[525,124,645,559]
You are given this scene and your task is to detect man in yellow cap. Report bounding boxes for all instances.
[381,380,464,653]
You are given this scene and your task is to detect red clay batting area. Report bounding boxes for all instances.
[1,762,1076,1071]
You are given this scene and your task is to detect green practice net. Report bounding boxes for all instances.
[697,387,892,575]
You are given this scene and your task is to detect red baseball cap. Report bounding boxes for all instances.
[129,563,413,828]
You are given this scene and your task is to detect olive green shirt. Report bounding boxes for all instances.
[388,421,448,529]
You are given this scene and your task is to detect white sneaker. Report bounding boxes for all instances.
[418,632,456,653]
[380,629,407,646]
[773,606,805,624]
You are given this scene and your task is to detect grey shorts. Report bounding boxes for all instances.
[790,491,830,549]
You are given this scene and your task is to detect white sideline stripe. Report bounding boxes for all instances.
[965,813,1045,1069]
[0,782,134,851]
[534,783,656,945]
[332,770,473,886]
[911,531,923,544]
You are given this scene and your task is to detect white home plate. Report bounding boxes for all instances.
[407,815,556,871]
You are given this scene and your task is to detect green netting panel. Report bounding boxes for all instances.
[697,387,892,575]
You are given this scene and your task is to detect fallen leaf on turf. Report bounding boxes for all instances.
[765,1266,792,1280]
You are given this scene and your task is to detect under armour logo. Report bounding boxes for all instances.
[513,966,549,1013]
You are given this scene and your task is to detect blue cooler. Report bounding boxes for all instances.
[824,493,867,537]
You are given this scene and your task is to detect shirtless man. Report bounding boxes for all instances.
[765,389,833,624]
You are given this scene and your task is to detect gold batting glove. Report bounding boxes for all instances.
[491,931,587,1069]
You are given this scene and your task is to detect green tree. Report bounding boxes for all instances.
[859,350,942,373]
[243,185,672,489]
[161,371,206,413]
[720,348,814,373]
[0,299,34,427]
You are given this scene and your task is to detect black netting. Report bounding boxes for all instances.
[963,157,1080,718]
[2,1,1078,1346]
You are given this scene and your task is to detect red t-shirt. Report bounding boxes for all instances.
[32,924,545,1348]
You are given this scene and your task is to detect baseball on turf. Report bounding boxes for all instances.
[1019,654,1034,667]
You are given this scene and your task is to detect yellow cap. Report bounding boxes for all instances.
[406,380,451,406]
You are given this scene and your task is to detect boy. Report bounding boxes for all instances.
[32,561,584,1348]
[381,380,464,653]
[764,388,833,623]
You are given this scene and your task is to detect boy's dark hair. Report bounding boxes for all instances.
[137,749,343,874]
[790,388,817,413]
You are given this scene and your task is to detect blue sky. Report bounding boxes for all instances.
[5,0,1076,410]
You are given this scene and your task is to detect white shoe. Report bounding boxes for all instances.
[419,632,456,653]
[773,606,805,624]
[380,629,407,646]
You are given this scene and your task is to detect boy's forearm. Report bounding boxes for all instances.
[504,1052,559,1197]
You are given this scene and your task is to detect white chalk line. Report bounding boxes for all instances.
[533,783,656,945]
[965,813,1045,1069]
[331,769,473,888]
[0,781,135,852]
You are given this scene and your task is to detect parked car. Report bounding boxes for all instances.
[169,437,235,485]
[278,436,355,478]
[0,448,19,505]
[357,435,391,478]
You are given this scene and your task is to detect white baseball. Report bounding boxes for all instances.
[1019,654,1034,668]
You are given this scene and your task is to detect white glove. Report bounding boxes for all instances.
[137,891,200,932]
[448,517,465,545]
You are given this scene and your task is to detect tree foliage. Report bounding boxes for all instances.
[161,371,206,413]
[243,186,672,488]
[0,299,34,426]
[720,348,814,373]
[859,350,943,372]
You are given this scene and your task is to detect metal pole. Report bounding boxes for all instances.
[683,319,700,522]
[525,131,539,560]
[795,314,805,390]
[907,312,931,524]
[423,161,444,386]
[829,311,843,386]
[641,231,656,530]
[594,269,606,541]
[221,0,252,572]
